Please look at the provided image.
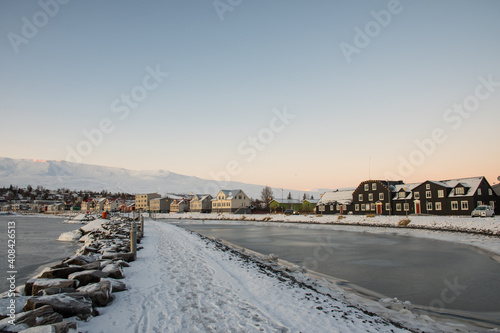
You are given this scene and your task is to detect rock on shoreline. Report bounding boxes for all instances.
[0,216,140,332]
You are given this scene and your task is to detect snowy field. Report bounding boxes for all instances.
[78,219,487,333]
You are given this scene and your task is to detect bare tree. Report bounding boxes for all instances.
[260,186,274,211]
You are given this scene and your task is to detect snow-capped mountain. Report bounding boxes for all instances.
[0,157,322,199]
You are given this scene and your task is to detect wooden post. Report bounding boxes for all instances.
[130,221,137,259]
[140,214,144,237]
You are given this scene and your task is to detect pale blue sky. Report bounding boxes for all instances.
[1,0,499,190]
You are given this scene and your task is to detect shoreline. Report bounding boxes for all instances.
[152,212,500,256]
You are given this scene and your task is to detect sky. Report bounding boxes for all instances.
[1,0,499,191]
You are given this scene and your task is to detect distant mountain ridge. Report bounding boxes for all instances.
[0,157,324,199]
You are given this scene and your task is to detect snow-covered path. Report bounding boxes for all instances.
[79,219,410,332]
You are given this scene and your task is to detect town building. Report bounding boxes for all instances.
[150,197,174,213]
[190,194,213,213]
[135,193,161,211]
[170,199,190,213]
[212,190,251,214]
[315,188,354,214]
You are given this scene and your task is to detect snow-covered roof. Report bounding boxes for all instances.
[219,189,243,199]
[317,189,354,206]
[392,183,420,200]
[427,180,452,188]
[304,199,319,204]
[192,194,211,201]
[442,177,484,197]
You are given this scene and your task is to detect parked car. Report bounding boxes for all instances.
[284,209,299,215]
[471,205,495,217]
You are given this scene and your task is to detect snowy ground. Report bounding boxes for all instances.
[77,219,487,333]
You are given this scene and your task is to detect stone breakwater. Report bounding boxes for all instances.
[0,216,141,332]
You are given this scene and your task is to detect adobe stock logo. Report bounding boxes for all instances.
[7,0,71,54]
[339,0,406,64]
[385,74,499,180]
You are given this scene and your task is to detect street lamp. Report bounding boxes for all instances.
[281,189,284,214]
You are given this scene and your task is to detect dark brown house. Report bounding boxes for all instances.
[350,180,403,215]
[316,188,354,214]
[411,177,497,216]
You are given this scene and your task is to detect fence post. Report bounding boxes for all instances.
[130,221,137,259]
[140,214,144,237]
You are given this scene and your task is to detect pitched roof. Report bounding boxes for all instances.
[218,190,243,199]
[441,176,484,197]
[392,183,420,200]
[317,188,354,205]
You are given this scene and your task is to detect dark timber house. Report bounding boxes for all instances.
[320,176,498,216]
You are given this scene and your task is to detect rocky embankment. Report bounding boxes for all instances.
[0,216,141,333]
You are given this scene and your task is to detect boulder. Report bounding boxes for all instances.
[38,266,85,279]
[34,288,77,296]
[0,295,28,320]
[24,278,38,296]
[24,294,93,320]
[62,255,95,266]
[100,278,127,292]
[0,305,62,330]
[101,252,135,262]
[67,270,108,287]
[31,279,79,296]
[115,260,130,268]
[76,281,113,307]
[82,261,101,270]
[101,264,124,279]
[12,320,77,333]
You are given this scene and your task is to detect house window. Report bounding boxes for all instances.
[414,192,420,199]
[426,184,430,190]
[477,188,482,195]
[359,194,363,201]
[438,190,444,198]
[364,184,369,191]
[490,201,495,210]
[478,201,483,207]
[455,187,465,195]
[435,202,442,211]
[355,204,359,211]
[370,203,375,211]
[330,205,334,211]
[404,203,409,211]
[426,191,431,199]
[379,193,384,201]
[489,189,492,196]
[361,204,365,211]
[427,202,433,211]
[451,201,458,210]
[461,201,469,210]
[366,204,371,211]
[385,203,390,211]
[396,203,402,211]
[368,193,373,201]
[372,183,377,190]
[399,192,406,199]
[319,206,325,212]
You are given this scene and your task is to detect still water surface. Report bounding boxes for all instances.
[178,222,500,319]
[0,215,80,292]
